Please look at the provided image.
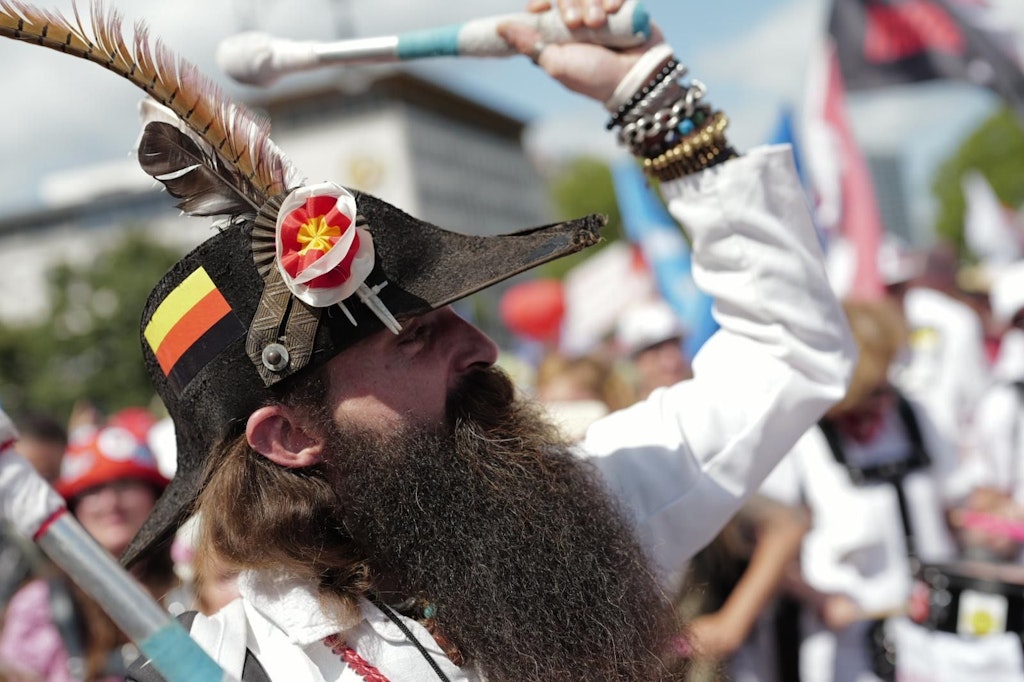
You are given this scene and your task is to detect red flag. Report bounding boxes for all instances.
[805,42,886,300]
[831,0,1024,120]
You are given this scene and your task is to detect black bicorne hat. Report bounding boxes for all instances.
[124,196,601,566]
[0,4,604,567]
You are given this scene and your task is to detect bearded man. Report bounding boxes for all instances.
[0,0,853,679]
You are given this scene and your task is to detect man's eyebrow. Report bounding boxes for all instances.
[395,312,429,328]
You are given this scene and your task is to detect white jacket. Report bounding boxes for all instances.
[179,146,857,681]
[775,403,957,616]
[969,329,1024,502]
[894,286,990,448]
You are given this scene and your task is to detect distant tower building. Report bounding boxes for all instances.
[0,72,550,323]
[866,151,914,244]
[259,72,549,237]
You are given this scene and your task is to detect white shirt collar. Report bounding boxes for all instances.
[238,569,361,646]
[237,569,478,681]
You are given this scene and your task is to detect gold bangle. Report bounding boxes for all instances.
[642,111,736,182]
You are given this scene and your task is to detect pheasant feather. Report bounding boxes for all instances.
[0,0,300,218]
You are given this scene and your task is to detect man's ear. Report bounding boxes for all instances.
[246,405,324,468]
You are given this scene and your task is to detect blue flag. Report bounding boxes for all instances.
[769,105,807,183]
[611,160,717,359]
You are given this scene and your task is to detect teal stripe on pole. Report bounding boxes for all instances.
[140,624,225,682]
[631,3,650,38]
[396,25,462,59]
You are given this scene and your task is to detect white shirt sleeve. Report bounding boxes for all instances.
[580,145,856,587]
[970,384,1021,493]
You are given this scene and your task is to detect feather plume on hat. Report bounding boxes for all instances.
[0,0,299,217]
[0,0,605,566]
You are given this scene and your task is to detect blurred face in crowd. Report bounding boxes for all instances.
[74,478,159,557]
[197,557,241,616]
[17,436,65,484]
[833,383,896,444]
[828,298,907,443]
[536,372,603,404]
[633,336,692,396]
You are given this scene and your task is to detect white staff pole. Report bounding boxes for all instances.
[218,0,651,86]
[0,411,231,682]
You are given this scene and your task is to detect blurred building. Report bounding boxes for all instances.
[866,151,916,244]
[0,71,550,324]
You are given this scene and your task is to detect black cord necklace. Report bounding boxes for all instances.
[366,593,452,682]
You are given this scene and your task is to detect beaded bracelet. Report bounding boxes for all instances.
[617,83,707,152]
[621,63,688,124]
[606,59,683,131]
[641,110,738,182]
[606,50,737,179]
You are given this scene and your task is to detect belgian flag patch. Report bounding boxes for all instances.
[144,267,246,394]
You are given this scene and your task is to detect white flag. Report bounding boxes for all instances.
[962,170,1023,266]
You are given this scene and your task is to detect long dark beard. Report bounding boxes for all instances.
[324,368,677,681]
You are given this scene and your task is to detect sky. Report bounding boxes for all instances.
[1,0,1023,238]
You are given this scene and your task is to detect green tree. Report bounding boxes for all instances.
[540,157,624,279]
[932,107,1024,251]
[0,228,182,421]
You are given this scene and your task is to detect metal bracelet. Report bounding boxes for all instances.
[617,81,709,148]
[640,110,736,181]
[625,63,688,120]
[606,59,687,130]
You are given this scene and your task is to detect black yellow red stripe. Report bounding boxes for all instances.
[143,267,245,394]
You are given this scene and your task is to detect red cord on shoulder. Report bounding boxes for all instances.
[324,634,391,682]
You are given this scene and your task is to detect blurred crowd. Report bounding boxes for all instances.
[2,236,1024,682]
[0,404,240,681]
[516,239,1024,682]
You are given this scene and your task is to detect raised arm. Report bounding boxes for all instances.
[584,146,854,583]
[502,0,856,585]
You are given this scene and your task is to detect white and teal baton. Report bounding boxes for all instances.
[218,0,651,86]
[0,409,230,682]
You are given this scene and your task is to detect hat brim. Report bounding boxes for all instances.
[122,204,604,568]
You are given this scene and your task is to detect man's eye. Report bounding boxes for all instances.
[398,324,426,346]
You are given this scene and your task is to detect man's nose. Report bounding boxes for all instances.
[436,307,499,373]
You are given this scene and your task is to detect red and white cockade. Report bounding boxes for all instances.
[275,183,400,333]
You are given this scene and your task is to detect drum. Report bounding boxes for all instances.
[912,561,1024,637]
[892,562,1024,681]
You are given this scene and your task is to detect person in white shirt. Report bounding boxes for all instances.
[879,238,990,454]
[615,298,692,401]
[960,261,1024,561]
[761,298,958,682]
[0,1,853,679]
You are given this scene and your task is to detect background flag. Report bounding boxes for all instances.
[962,169,1024,266]
[804,42,886,299]
[768,105,809,187]
[830,0,1024,119]
[611,160,717,358]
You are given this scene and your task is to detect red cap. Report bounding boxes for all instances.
[108,407,159,442]
[56,421,170,502]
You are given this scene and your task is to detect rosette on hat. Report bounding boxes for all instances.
[274,183,399,333]
[277,185,370,303]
